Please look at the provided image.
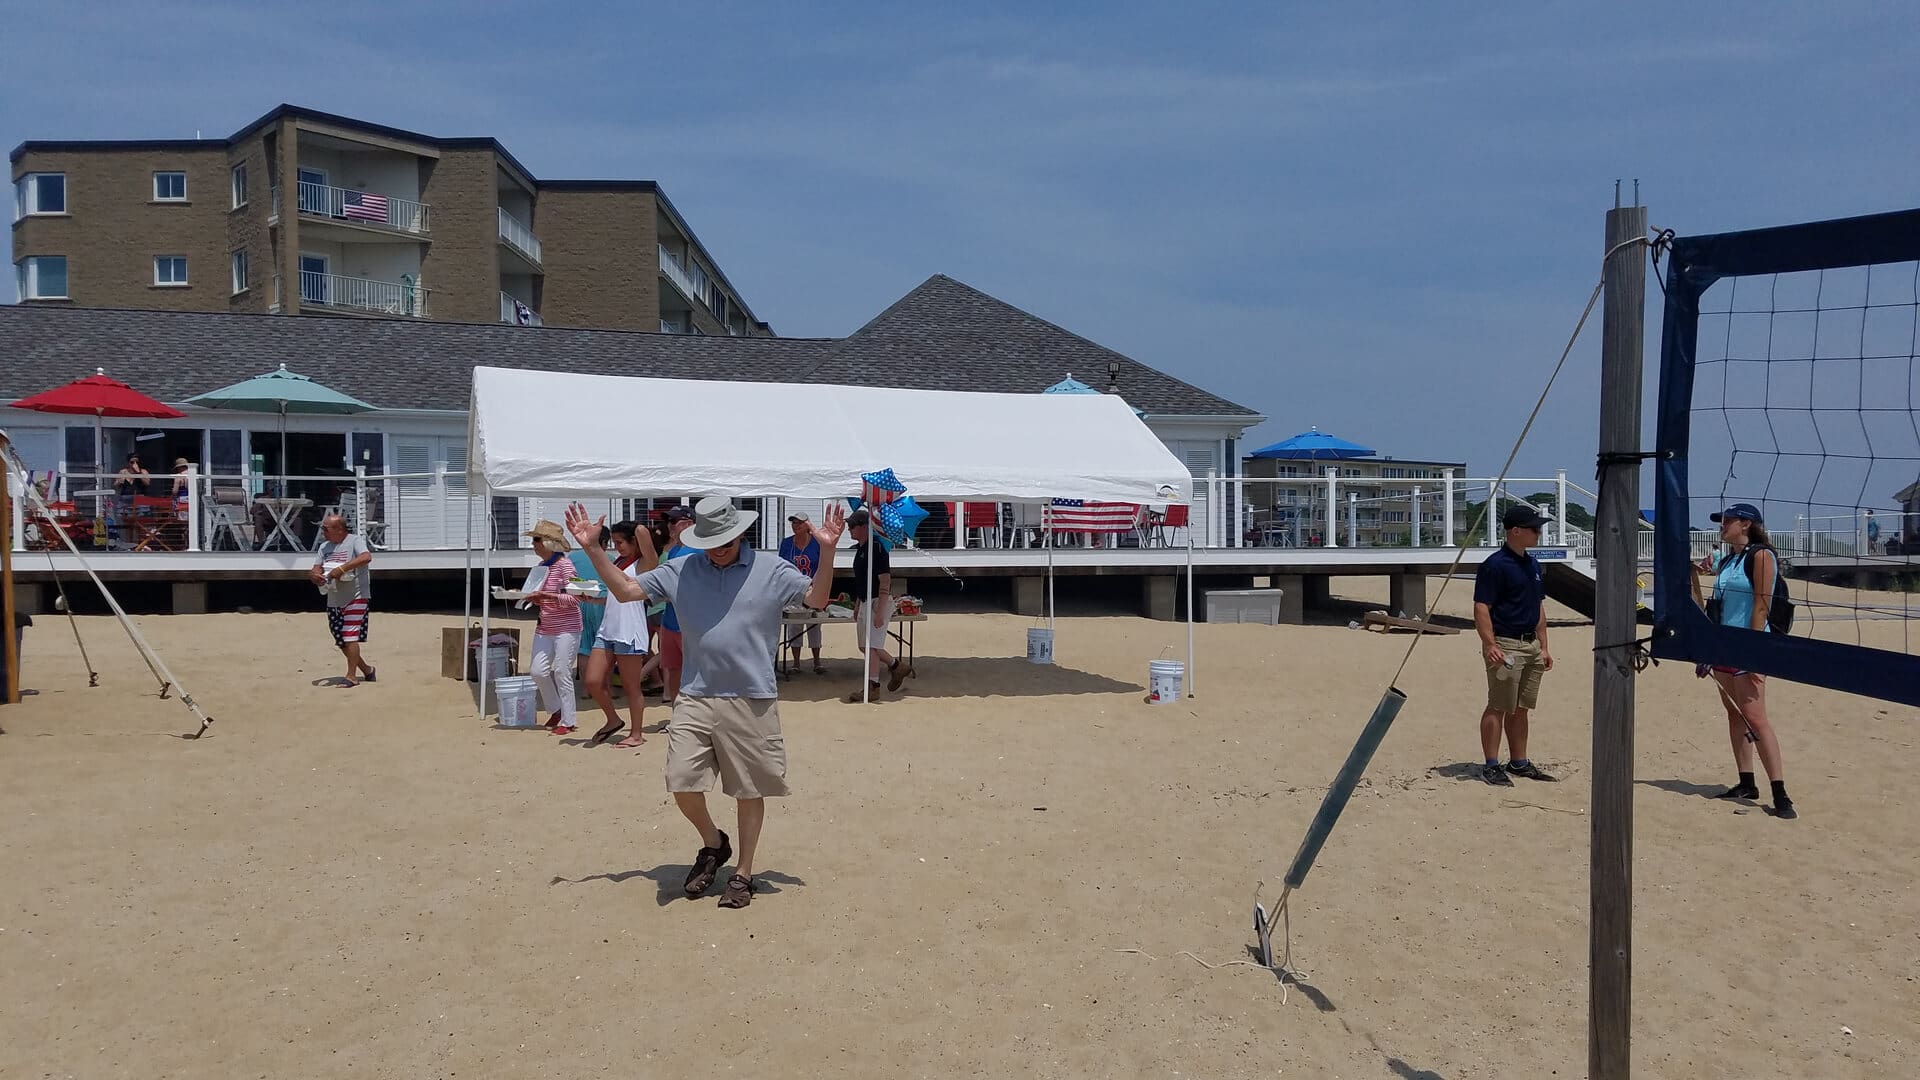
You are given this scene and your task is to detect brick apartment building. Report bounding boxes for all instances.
[10,104,768,335]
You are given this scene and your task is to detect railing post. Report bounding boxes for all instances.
[1347,492,1359,547]
[1325,467,1339,548]
[353,466,368,535]
[1556,469,1570,547]
[1486,483,1500,547]
[1411,487,1422,549]
[186,468,201,551]
[1443,468,1457,547]
[8,471,25,553]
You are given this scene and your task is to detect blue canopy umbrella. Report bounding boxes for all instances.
[1043,373,1146,416]
[1249,427,1377,460]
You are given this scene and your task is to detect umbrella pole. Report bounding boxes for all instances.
[279,403,288,500]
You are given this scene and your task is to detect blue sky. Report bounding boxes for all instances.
[4,1,1916,483]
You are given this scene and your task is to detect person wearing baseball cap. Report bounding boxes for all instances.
[566,497,849,909]
[1690,502,1795,818]
[778,512,827,674]
[1471,501,1557,786]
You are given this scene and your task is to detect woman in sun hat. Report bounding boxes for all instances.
[523,519,584,735]
[1689,501,1795,820]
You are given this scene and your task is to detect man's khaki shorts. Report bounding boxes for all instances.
[1485,635,1546,713]
[665,696,789,799]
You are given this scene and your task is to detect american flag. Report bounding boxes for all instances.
[1049,499,1140,532]
[342,190,389,223]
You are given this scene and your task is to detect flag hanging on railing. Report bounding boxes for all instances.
[342,190,389,223]
[1049,498,1140,532]
[514,299,533,326]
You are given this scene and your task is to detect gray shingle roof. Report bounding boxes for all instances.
[804,275,1261,417]
[0,275,1260,420]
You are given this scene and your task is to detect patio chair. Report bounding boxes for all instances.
[1148,505,1190,547]
[129,495,186,552]
[207,491,255,551]
[962,501,1002,548]
[1007,502,1045,548]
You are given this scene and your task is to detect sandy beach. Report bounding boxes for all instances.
[1,577,1914,1078]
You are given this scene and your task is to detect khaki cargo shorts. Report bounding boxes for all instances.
[1485,636,1546,713]
[665,696,789,799]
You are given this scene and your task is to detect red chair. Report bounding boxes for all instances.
[962,501,1001,547]
[1151,505,1189,547]
[130,495,187,552]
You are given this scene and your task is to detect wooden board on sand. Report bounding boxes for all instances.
[1362,610,1460,635]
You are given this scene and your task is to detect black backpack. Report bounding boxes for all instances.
[1718,545,1794,634]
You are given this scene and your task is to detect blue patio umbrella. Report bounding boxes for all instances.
[1249,427,1377,460]
[187,364,375,488]
[1043,373,1146,416]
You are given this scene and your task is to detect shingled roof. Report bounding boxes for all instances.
[0,275,1260,420]
[804,276,1260,417]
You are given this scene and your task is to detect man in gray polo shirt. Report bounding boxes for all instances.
[568,497,844,909]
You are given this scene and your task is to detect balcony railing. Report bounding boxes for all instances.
[274,271,428,318]
[657,244,711,306]
[498,208,541,264]
[271,182,429,234]
[500,291,542,326]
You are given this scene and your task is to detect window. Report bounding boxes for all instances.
[153,171,187,201]
[230,250,249,294]
[230,163,248,208]
[13,172,66,218]
[16,255,69,299]
[154,255,189,286]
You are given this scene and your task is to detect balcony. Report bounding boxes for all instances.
[657,244,712,307]
[497,208,541,269]
[274,271,429,318]
[500,292,542,327]
[271,182,430,237]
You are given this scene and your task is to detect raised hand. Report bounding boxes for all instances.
[564,502,605,550]
[814,502,848,547]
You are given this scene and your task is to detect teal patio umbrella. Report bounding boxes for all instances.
[186,364,375,489]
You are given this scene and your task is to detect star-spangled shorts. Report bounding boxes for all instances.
[328,599,370,647]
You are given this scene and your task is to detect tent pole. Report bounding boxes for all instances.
[479,487,493,719]
[862,512,874,705]
[462,478,474,682]
[1045,502,1055,630]
[1186,522,1195,697]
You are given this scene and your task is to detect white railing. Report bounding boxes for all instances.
[500,292,542,326]
[12,468,1603,559]
[497,208,541,264]
[657,244,711,306]
[272,182,430,234]
[288,270,429,318]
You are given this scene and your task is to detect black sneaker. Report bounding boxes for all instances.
[1480,763,1514,787]
[1712,784,1760,801]
[1505,760,1558,782]
[684,829,733,897]
[1766,800,1798,820]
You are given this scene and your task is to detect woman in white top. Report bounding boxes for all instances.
[585,520,659,746]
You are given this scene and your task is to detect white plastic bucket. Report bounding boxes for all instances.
[495,675,539,727]
[1148,659,1185,704]
[1026,627,1054,665]
[471,643,512,681]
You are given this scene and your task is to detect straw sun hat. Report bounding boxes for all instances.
[524,519,571,551]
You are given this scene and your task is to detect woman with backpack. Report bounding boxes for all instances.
[1689,502,1796,819]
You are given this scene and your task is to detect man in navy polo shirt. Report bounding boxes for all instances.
[1472,502,1556,786]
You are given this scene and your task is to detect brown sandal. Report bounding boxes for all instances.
[718,874,754,909]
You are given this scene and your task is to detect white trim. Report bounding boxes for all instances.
[14,172,67,218]
[16,255,69,299]
[153,255,190,286]
[153,171,188,202]
[230,250,249,295]
[230,162,248,209]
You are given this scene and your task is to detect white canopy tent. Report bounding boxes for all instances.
[464,367,1198,709]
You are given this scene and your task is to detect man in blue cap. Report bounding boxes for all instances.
[1472,502,1556,786]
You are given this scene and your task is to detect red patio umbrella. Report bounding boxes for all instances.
[10,368,186,487]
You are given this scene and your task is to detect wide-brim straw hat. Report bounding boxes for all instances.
[681,495,758,550]
[525,519,571,550]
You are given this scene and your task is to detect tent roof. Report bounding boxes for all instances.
[468,367,1190,503]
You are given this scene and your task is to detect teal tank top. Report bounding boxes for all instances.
[1712,550,1765,632]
